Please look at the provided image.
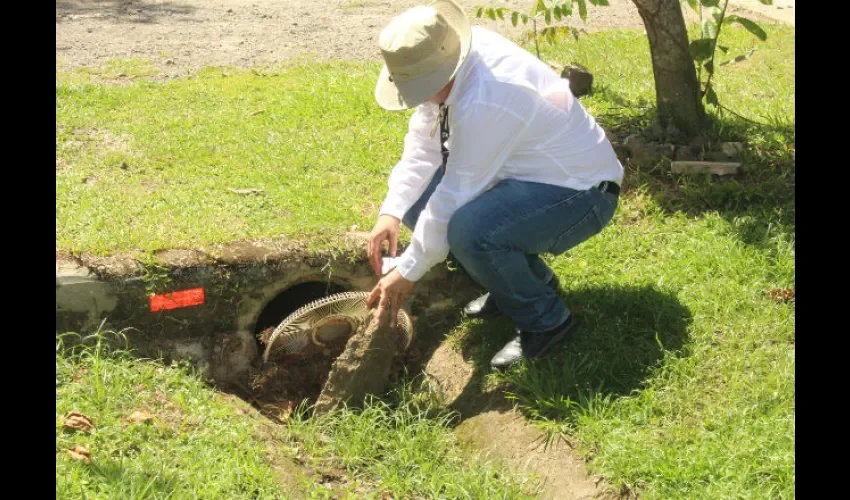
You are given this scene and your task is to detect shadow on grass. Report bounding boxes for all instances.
[56,0,195,24]
[588,83,657,137]
[589,84,795,250]
[442,284,693,423]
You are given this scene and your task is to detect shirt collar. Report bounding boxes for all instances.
[443,46,476,108]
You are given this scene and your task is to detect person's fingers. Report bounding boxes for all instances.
[369,233,384,275]
[366,284,381,309]
[388,232,398,258]
[375,295,389,327]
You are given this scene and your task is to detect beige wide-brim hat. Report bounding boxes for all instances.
[375,0,472,111]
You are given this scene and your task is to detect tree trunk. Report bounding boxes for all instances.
[633,0,705,139]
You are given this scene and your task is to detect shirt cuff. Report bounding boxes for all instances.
[395,244,434,282]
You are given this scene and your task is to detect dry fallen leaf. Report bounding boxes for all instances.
[63,412,94,432]
[123,409,155,424]
[68,445,91,464]
[278,400,297,422]
[257,327,274,345]
[151,391,168,403]
[768,288,795,303]
[72,367,88,382]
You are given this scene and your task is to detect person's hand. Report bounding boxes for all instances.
[367,214,401,275]
[367,268,415,327]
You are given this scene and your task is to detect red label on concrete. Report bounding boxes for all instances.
[149,288,205,312]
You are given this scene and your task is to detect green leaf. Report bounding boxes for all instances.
[724,15,768,41]
[683,0,699,13]
[545,8,552,24]
[475,6,483,18]
[561,1,572,16]
[486,7,496,20]
[701,19,717,39]
[717,44,729,53]
[554,5,563,21]
[705,86,719,107]
[521,13,529,24]
[689,38,714,61]
[511,11,519,26]
[758,0,773,5]
[577,0,588,21]
[589,0,610,5]
[703,60,714,74]
[555,26,577,41]
[700,0,720,6]
[496,8,505,20]
[532,0,546,15]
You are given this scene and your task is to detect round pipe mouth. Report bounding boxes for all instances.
[253,281,349,350]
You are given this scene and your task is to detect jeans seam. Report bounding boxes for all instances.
[484,188,591,241]
[551,207,601,254]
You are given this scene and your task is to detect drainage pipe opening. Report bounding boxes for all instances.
[253,280,348,352]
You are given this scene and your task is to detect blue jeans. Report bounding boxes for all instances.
[402,163,619,332]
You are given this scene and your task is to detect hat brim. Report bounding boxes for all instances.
[375,0,472,111]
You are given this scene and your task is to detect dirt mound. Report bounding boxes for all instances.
[250,321,413,419]
[249,331,348,420]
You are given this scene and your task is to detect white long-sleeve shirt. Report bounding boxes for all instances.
[379,27,624,282]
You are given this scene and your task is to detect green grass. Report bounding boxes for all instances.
[286,383,536,498]
[56,331,532,499]
[450,205,794,499]
[57,57,162,84]
[57,21,794,500]
[446,24,795,500]
[55,24,794,257]
[56,330,290,499]
[57,61,408,254]
[536,21,795,131]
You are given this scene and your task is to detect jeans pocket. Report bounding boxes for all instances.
[548,193,617,256]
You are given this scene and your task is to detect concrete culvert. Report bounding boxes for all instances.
[56,245,483,422]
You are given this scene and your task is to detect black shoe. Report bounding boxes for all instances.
[490,315,576,370]
[463,275,560,319]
